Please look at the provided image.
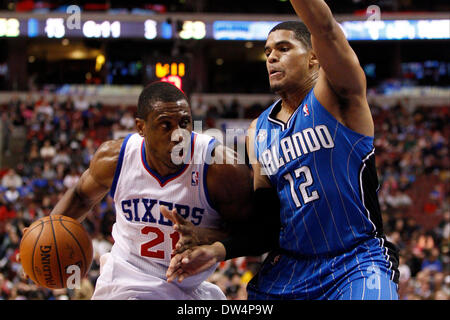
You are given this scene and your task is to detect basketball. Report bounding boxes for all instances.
[19,215,94,289]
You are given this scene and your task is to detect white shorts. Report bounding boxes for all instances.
[91,253,226,300]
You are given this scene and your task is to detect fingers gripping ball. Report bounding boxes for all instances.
[19,215,93,289]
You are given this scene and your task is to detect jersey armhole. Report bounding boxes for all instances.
[202,138,220,211]
[109,133,133,199]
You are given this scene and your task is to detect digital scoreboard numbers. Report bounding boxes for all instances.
[82,21,121,38]
[155,61,186,90]
[178,21,206,40]
[45,18,65,38]
[0,16,447,40]
[0,18,20,37]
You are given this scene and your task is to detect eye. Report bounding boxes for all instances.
[180,119,190,128]
[161,121,171,129]
[280,46,290,52]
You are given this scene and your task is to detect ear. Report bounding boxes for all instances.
[308,50,320,69]
[135,118,145,136]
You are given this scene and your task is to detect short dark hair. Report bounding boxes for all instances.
[137,81,188,120]
[269,21,312,50]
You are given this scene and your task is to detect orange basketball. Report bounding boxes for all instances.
[19,215,94,289]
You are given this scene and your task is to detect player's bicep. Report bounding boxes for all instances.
[207,159,253,223]
[77,138,122,203]
[76,169,110,205]
[311,23,366,97]
[246,119,272,190]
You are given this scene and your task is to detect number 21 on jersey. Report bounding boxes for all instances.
[140,226,180,259]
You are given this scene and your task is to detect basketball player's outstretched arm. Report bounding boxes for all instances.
[289,0,374,136]
[162,144,255,255]
[50,139,122,222]
[166,121,281,282]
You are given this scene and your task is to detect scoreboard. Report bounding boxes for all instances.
[0,16,449,41]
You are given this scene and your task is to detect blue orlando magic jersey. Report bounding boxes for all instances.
[254,88,387,257]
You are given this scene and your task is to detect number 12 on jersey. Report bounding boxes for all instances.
[284,166,319,208]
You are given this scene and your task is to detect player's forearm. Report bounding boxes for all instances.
[219,187,281,259]
[289,0,337,36]
[220,229,278,260]
[50,187,95,222]
[195,227,228,245]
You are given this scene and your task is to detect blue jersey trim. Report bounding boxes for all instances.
[202,138,219,211]
[110,133,133,198]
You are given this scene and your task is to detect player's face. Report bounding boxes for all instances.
[138,99,193,171]
[264,30,312,94]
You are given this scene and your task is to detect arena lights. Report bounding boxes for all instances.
[213,21,280,40]
[161,75,183,91]
[341,19,450,40]
[0,18,20,37]
[213,19,450,40]
[0,17,447,40]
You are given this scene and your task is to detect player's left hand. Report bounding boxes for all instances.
[166,242,225,283]
[160,206,200,254]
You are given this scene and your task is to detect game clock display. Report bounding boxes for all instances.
[0,17,448,40]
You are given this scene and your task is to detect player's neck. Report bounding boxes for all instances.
[279,75,316,113]
[145,148,184,178]
[280,85,312,114]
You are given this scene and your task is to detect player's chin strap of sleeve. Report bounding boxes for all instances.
[219,187,281,260]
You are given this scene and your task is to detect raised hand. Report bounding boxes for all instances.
[160,205,200,254]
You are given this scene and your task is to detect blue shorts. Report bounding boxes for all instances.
[247,238,399,300]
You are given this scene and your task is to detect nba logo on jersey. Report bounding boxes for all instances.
[303,104,310,116]
[191,171,199,186]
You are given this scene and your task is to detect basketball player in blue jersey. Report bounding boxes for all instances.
[166,0,399,300]
[29,81,255,299]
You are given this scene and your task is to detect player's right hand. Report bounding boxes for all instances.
[166,241,226,283]
[160,205,200,254]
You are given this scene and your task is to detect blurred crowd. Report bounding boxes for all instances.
[2,0,449,13]
[0,92,448,300]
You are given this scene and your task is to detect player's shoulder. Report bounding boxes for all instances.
[89,136,130,179]
[249,118,258,130]
[94,137,126,160]
[207,144,251,183]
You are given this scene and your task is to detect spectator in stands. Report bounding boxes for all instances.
[72,277,94,300]
[0,92,448,300]
[51,146,72,167]
[191,96,208,121]
[385,188,413,209]
[119,110,135,130]
[62,167,80,190]
[421,247,443,273]
[74,95,90,112]
[1,169,22,189]
[39,139,56,160]
[4,187,20,204]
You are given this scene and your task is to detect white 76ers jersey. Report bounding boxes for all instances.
[109,131,221,289]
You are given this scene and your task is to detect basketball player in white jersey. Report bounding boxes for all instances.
[47,81,253,299]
